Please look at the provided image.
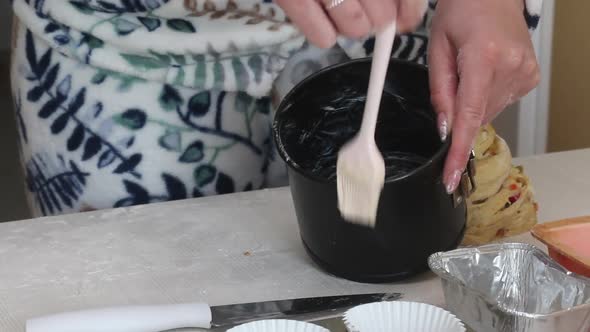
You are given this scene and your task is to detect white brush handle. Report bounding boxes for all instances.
[26,303,212,332]
[359,22,397,139]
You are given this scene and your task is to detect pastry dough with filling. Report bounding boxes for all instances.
[462,125,539,245]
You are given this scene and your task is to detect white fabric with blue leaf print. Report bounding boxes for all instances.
[10,0,542,216]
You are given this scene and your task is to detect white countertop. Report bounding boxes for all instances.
[2,148,590,331]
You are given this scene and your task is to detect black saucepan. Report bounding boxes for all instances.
[273,58,474,283]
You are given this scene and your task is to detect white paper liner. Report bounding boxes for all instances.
[344,301,465,332]
[227,319,329,332]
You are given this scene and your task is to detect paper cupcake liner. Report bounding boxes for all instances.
[344,301,465,332]
[227,319,329,332]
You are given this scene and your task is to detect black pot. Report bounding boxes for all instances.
[273,58,474,283]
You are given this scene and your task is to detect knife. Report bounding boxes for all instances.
[26,292,402,332]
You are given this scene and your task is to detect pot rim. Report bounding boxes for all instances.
[273,57,451,184]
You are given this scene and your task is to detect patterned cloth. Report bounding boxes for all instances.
[10,0,543,217]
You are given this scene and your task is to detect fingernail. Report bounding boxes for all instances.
[439,114,448,142]
[445,169,462,194]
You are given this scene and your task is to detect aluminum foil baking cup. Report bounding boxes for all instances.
[428,242,590,332]
[227,319,329,332]
[343,301,465,332]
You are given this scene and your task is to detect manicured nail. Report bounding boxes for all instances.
[439,114,448,142]
[445,169,462,194]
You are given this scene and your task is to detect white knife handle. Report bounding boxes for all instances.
[26,302,212,332]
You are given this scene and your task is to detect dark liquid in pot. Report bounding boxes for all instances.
[279,86,440,180]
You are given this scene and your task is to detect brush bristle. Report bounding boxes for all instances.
[336,155,385,228]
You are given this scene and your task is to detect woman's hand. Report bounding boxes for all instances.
[428,0,540,193]
[275,0,428,48]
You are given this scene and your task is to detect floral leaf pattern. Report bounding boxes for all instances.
[25,154,90,215]
[67,125,86,151]
[183,0,288,32]
[137,16,161,31]
[24,29,143,179]
[98,150,117,168]
[216,172,235,194]
[166,19,196,33]
[114,109,147,130]
[113,18,140,35]
[70,0,171,14]
[162,173,187,200]
[70,1,195,35]
[82,136,102,160]
[159,84,183,111]
[158,130,182,152]
[50,113,70,134]
[91,68,145,92]
[194,164,216,187]
[108,85,266,197]
[114,173,188,207]
[120,53,170,71]
[179,141,205,163]
[13,0,303,217]
[113,154,143,174]
[19,0,298,97]
[187,91,210,117]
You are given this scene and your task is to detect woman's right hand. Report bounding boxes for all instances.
[276,0,428,48]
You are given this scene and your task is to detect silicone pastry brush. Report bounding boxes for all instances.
[336,22,396,227]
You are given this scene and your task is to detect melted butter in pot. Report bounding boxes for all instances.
[280,86,440,181]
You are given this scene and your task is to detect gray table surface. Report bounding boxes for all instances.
[2,148,590,332]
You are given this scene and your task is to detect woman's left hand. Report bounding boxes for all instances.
[428,0,541,194]
[275,0,427,48]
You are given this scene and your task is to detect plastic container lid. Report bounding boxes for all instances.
[532,216,590,277]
